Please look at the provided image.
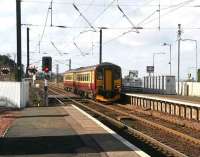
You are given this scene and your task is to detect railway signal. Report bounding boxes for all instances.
[42,56,52,73]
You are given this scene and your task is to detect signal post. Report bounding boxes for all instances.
[44,77,48,106]
[42,56,52,106]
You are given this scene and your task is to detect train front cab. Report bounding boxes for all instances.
[95,63,121,102]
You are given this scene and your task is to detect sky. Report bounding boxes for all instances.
[1,0,200,80]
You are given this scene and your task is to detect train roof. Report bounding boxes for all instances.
[64,62,120,74]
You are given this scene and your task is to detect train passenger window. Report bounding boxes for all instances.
[97,70,103,80]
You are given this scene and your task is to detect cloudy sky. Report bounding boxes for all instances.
[1,0,200,79]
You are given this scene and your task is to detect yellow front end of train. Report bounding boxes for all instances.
[95,63,121,102]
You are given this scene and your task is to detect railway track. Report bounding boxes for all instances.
[46,83,200,157]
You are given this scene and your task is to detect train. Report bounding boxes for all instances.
[63,62,122,102]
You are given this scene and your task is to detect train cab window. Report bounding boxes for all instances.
[97,70,103,80]
[114,69,121,80]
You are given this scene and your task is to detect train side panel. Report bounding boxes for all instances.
[63,72,74,91]
[63,62,121,102]
[74,70,96,98]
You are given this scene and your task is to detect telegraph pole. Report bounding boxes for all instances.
[56,64,58,83]
[177,24,182,95]
[50,0,53,27]
[169,44,172,75]
[26,27,30,77]
[69,59,71,70]
[99,29,102,64]
[158,0,160,30]
[16,0,22,81]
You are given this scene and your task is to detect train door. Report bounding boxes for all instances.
[104,69,112,91]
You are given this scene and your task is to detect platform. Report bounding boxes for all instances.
[0,105,149,157]
[125,93,200,106]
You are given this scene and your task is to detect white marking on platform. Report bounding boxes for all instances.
[72,104,150,157]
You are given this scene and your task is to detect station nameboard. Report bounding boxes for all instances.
[146,66,154,73]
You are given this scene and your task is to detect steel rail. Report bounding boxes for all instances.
[88,99,200,145]
[48,84,200,146]
[48,86,188,157]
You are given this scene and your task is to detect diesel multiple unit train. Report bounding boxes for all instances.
[63,62,122,102]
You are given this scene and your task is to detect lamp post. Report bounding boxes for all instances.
[153,52,166,75]
[181,39,198,81]
[163,43,172,75]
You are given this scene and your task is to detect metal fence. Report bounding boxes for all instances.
[126,93,200,121]
[0,65,16,81]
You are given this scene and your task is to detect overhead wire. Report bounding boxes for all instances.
[21,0,200,60]
[39,0,53,43]
[50,41,63,56]
[91,0,117,24]
[117,4,139,33]
[142,0,196,26]
[136,10,157,26]
[21,0,200,7]
[73,42,89,56]
[72,3,96,32]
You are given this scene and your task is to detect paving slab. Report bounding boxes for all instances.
[0,105,149,157]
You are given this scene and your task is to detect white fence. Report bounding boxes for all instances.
[143,76,176,95]
[177,82,200,97]
[0,81,29,108]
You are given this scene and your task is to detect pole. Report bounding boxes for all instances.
[56,64,58,83]
[153,53,155,76]
[170,44,172,75]
[195,41,198,81]
[177,24,182,95]
[50,1,53,27]
[16,0,22,81]
[69,59,71,70]
[38,41,40,53]
[26,27,30,77]
[99,28,102,64]
[44,79,48,106]
[158,0,160,30]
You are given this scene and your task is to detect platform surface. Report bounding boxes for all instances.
[125,93,200,105]
[0,105,148,157]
